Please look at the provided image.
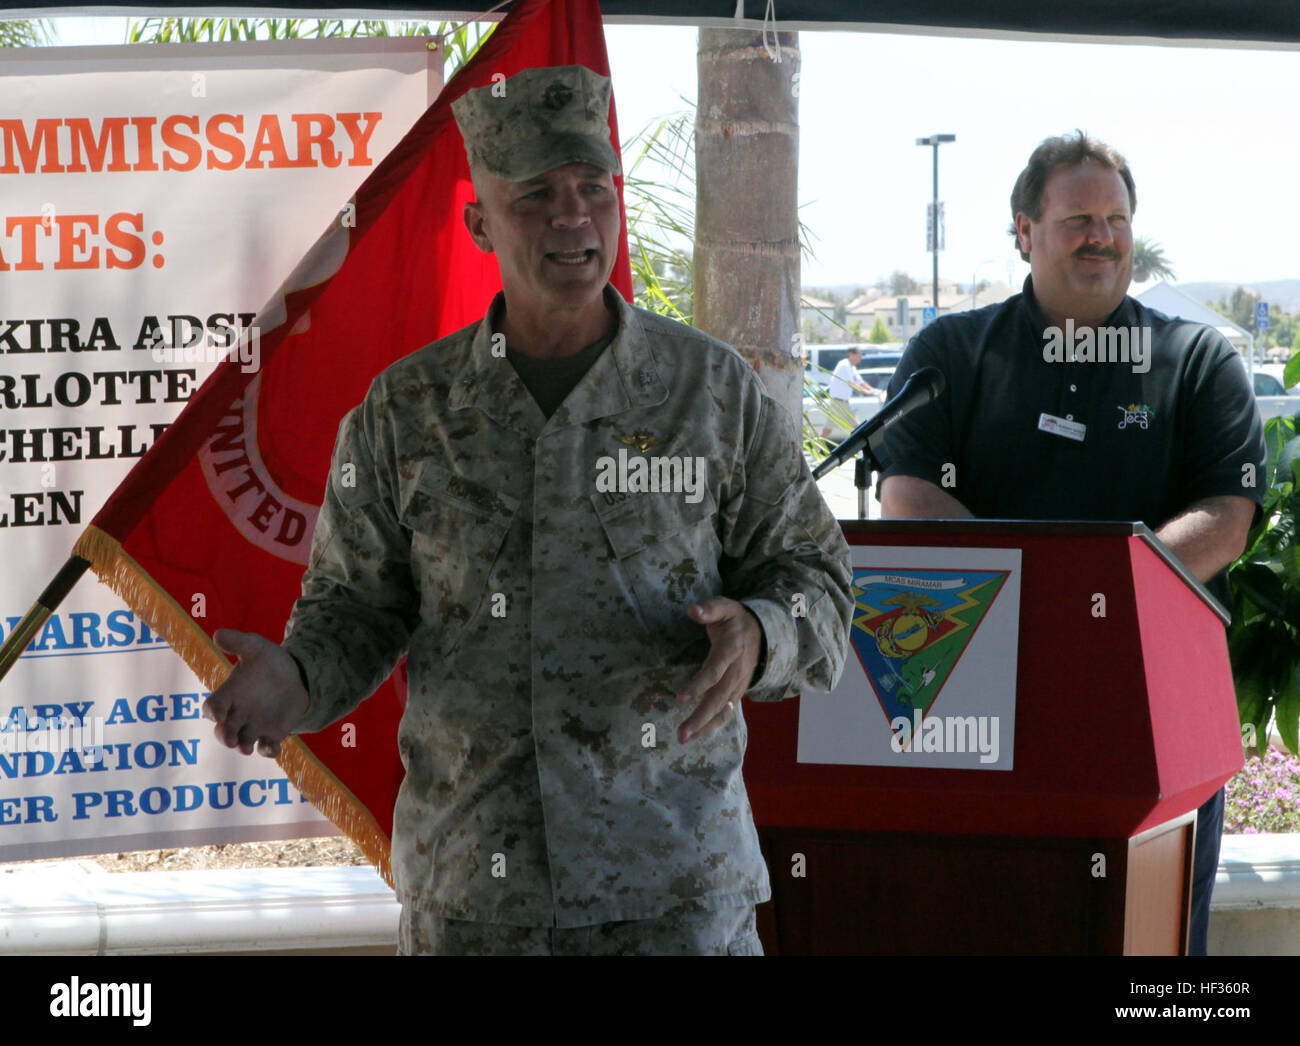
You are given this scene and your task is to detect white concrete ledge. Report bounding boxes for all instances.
[3,833,1298,954]
[1214,833,1300,909]
[1210,834,1300,955]
[0,861,398,955]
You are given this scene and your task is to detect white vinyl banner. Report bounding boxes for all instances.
[798,545,1022,770]
[0,38,440,861]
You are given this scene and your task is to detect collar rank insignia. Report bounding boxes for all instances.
[615,429,664,453]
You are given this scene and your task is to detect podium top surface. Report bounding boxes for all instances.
[842,518,1229,627]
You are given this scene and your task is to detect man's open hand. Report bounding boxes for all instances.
[676,597,763,743]
[203,629,309,757]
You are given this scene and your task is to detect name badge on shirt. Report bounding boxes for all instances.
[1038,413,1087,442]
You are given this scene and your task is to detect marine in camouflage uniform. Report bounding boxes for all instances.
[281,286,853,935]
[276,66,854,954]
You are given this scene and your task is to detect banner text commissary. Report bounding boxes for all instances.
[0,112,383,175]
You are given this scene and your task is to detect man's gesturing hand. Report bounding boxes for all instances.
[203,629,309,758]
[676,597,763,744]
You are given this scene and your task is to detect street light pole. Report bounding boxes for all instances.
[916,134,955,322]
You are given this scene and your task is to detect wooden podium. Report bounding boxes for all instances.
[743,520,1242,955]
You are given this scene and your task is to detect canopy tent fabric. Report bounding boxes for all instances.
[1135,281,1253,353]
[5,1,1300,45]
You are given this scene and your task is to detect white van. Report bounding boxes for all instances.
[804,344,904,388]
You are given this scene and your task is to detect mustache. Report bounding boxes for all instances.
[1074,246,1120,260]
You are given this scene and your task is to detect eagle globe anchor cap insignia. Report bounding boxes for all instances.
[450,65,622,183]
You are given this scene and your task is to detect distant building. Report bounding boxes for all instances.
[844,281,1017,341]
[843,288,882,312]
[964,280,1016,311]
[801,294,840,343]
[847,289,968,341]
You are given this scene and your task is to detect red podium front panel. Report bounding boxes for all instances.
[744,521,1241,840]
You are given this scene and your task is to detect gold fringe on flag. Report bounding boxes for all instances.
[71,524,394,888]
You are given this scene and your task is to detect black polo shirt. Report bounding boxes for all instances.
[879,277,1266,609]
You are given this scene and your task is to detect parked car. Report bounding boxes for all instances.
[855,367,896,395]
[1254,362,1296,393]
[1237,356,1298,422]
[805,344,903,389]
[804,393,884,440]
[804,370,891,436]
[1255,372,1288,396]
[804,345,856,386]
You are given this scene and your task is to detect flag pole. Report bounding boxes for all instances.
[0,555,91,683]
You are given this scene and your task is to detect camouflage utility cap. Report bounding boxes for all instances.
[451,65,621,182]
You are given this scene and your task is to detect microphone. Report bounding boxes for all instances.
[812,365,946,479]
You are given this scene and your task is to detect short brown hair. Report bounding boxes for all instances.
[1008,131,1136,261]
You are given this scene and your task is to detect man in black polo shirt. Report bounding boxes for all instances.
[878,131,1266,956]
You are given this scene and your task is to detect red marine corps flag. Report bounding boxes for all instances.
[0,0,632,884]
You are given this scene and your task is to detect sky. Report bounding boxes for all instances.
[31,15,1300,292]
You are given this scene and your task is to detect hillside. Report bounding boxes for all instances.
[1175,279,1300,314]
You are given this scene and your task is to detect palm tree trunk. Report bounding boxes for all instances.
[694,27,801,417]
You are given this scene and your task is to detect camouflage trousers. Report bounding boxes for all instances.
[397,903,762,956]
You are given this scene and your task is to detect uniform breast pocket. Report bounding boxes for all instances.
[591,488,723,656]
[399,461,518,657]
